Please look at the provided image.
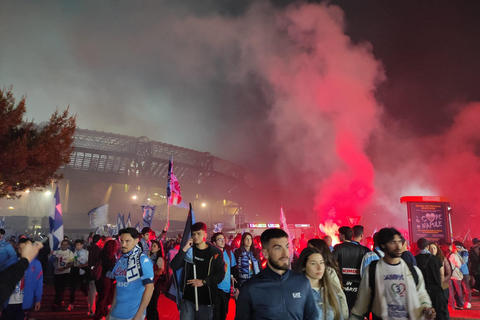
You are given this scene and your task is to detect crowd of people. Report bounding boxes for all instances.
[0,224,479,320]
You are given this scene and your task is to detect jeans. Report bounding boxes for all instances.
[180,299,213,320]
[461,274,472,303]
[449,279,464,308]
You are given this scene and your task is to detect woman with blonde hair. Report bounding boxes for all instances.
[297,247,343,320]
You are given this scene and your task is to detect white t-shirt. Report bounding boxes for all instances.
[383,262,409,319]
[53,249,74,274]
[9,277,25,304]
[73,248,89,275]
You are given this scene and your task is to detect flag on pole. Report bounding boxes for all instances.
[87,204,109,229]
[169,204,196,305]
[126,213,132,228]
[117,213,125,231]
[280,206,294,260]
[133,222,140,232]
[167,156,188,208]
[49,186,64,251]
[213,223,224,233]
[141,205,155,228]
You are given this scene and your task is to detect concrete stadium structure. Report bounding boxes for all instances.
[0,128,253,236]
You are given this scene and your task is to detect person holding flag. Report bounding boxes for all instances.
[171,221,225,320]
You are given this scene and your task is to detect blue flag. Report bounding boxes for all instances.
[133,222,140,232]
[88,204,109,228]
[169,204,196,305]
[49,186,64,251]
[141,205,155,228]
[0,217,4,229]
[117,213,125,231]
[126,213,132,228]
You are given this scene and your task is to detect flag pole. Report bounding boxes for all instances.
[189,203,199,311]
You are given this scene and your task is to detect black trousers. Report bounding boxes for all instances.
[94,276,115,320]
[54,273,70,306]
[212,289,230,320]
[69,267,88,304]
[146,280,163,320]
[0,304,30,320]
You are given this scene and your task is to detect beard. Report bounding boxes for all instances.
[385,248,402,259]
[269,256,290,271]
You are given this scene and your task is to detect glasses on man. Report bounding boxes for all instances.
[216,238,226,242]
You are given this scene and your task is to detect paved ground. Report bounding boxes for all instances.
[27,279,480,320]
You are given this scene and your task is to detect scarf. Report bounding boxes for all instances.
[125,244,143,282]
[374,259,425,319]
[237,248,260,283]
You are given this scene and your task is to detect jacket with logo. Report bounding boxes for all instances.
[170,242,225,305]
[235,266,318,320]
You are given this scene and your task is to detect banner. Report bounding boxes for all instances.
[117,213,125,231]
[88,204,109,229]
[126,213,132,228]
[280,206,294,260]
[213,223,224,233]
[141,205,155,228]
[169,204,196,305]
[49,186,64,251]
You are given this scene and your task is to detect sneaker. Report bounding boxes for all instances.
[66,304,74,311]
[464,302,472,309]
[473,288,480,293]
[454,306,463,310]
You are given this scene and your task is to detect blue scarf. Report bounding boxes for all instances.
[125,244,143,282]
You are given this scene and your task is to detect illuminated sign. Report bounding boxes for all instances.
[249,223,267,228]
[267,223,280,228]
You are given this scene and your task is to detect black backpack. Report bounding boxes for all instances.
[367,260,419,316]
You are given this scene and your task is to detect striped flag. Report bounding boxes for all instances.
[133,222,140,232]
[49,186,64,251]
[169,204,196,305]
[142,205,155,228]
[87,204,109,229]
[126,213,132,228]
[117,213,125,231]
[280,206,294,261]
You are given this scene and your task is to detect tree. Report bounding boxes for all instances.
[0,87,76,198]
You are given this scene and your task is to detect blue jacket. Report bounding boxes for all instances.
[235,266,318,320]
[0,239,17,272]
[4,258,43,309]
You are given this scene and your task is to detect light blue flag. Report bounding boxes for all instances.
[133,222,140,232]
[126,213,132,228]
[0,217,4,229]
[88,204,109,229]
[117,213,125,231]
[49,186,64,251]
[141,205,155,228]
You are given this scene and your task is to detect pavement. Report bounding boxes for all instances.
[26,279,480,320]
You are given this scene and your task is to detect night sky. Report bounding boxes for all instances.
[1,1,479,236]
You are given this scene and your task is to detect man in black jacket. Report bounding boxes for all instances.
[171,222,225,320]
[333,226,369,312]
[235,228,318,320]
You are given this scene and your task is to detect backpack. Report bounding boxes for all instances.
[367,260,419,314]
